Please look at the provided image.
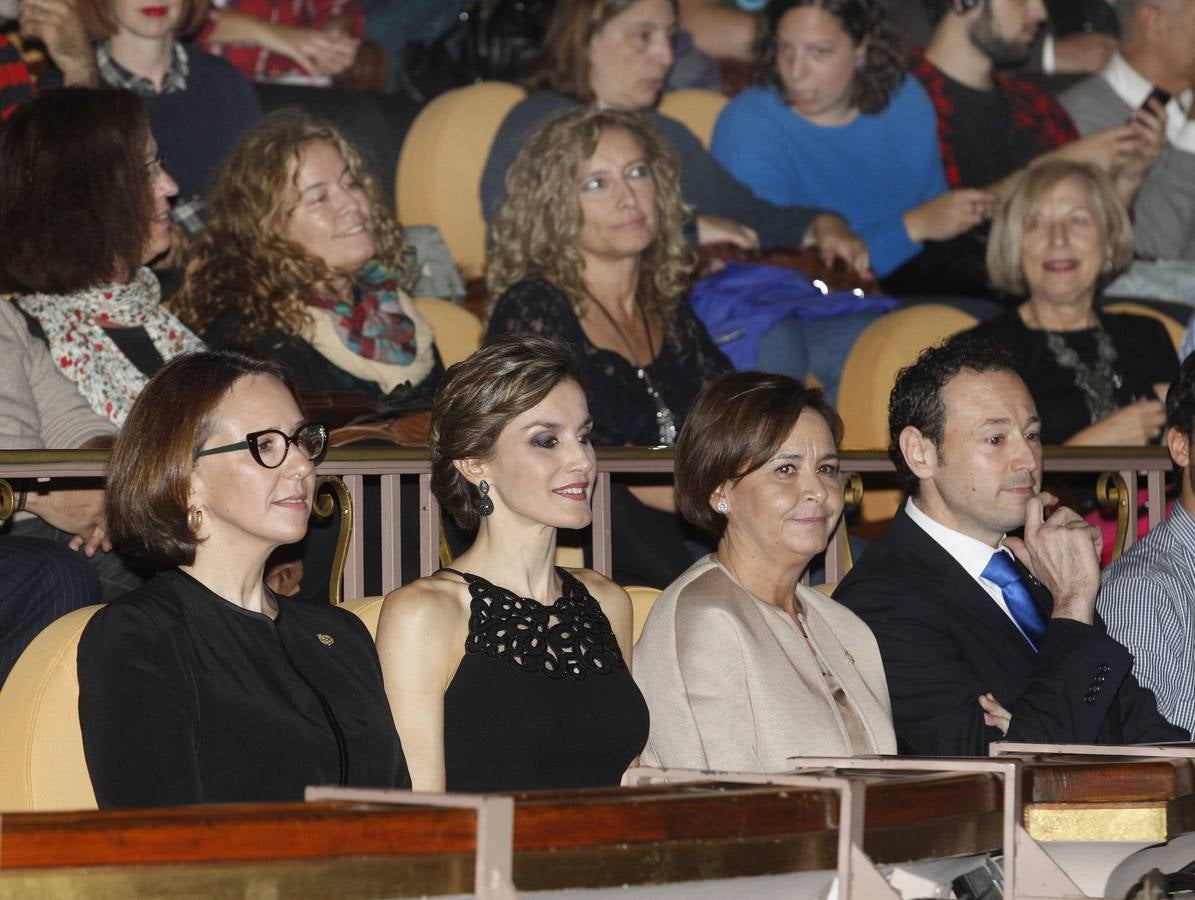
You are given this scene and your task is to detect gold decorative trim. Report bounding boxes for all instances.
[0,478,15,523]
[312,475,353,606]
[1096,471,1130,563]
[1025,802,1168,842]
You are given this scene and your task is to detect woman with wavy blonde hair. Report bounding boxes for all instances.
[486,106,731,587]
[175,108,440,399]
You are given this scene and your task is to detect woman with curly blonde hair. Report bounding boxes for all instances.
[486,106,731,587]
[175,108,440,399]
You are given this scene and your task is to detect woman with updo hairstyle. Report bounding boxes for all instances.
[78,350,409,808]
[634,370,899,771]
[0,87,204,426]
[174,108,440,401]
[711,0,996,279]
[376,334,648,792]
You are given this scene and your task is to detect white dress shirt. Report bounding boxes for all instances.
[1100,51,1195,154]
[904,498,1022,626]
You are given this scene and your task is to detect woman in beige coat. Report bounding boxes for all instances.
[634,370,896,770]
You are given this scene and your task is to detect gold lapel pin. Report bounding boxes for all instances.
[317,633,335,647]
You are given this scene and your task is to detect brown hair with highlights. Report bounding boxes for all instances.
[107,351,301,569]
[432,334,583,531]
[675,370,843,538]
[486,106,694,336]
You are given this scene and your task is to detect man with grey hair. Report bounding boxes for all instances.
[1061,0,1195,260]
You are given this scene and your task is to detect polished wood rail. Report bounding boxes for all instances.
[0,445,1173,597]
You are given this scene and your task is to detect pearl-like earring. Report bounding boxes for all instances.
[716,499,729,513]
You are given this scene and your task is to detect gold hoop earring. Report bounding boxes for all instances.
[187,507,204,535]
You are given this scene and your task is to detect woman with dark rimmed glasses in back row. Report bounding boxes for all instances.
[78,350,409,808]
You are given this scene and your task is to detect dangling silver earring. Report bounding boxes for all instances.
[478,480,494,517]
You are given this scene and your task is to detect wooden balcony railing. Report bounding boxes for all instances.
[0,445,1173,600]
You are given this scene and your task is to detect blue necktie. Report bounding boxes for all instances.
[982,551,1047,651]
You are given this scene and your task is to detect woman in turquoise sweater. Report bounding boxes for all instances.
[711,0,993,278]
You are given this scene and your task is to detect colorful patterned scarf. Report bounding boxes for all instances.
[306,261,421,364]
[16,268,205,425]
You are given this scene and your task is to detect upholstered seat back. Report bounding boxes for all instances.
[0,604,102,812]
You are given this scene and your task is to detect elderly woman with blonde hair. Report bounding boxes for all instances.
[968,160,1177,446]
[486,105,732,587]
[175,108,441,400]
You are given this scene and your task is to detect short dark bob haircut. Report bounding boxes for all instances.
[675,370,843,539]
[525,0,679,102]
[754,0,905,115]
[107,351,302,570]
[79,0,210,38]
[432,334,584,531]
[887,334,1017,497]
[0,87,153,295]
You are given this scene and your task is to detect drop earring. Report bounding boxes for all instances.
[478,480,494,517]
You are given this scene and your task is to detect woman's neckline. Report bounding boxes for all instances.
[171,568,281,622]
[440,566,577,610]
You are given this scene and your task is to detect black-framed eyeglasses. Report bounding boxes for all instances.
[196,423,328,469]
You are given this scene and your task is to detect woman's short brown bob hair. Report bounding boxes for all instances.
[432,334,583,531]
[675,370,843,539]
[80,0,209,38]
[0,87,153,294]
[986,159,1134,297]
[106,351,302,570]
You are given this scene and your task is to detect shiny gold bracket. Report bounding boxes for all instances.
[1096,471,1131,563]
[312,475,353,605]
[0,478,17,523]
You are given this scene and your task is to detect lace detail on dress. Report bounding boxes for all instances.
[446,568,626,681]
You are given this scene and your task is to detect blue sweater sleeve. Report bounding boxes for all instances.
[712,80,951,277]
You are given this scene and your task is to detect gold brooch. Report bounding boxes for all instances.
[317,633,335,646]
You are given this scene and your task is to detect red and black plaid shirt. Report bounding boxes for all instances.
[910,48,1079,188]
[0,35,34,122]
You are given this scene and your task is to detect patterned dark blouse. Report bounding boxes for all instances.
[486,278,732,447]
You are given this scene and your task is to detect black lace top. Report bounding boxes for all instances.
[442,567,649,793]
[485,278,732,447]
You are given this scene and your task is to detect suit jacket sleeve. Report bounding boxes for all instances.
[834,557,1159,755]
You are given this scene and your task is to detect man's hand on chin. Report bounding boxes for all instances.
[1003,492,1101,625]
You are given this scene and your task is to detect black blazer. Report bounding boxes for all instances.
[833,507,1187,756]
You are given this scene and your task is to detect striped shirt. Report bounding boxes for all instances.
[1098,500,1195,734]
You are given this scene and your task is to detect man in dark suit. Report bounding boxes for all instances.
[834,337,1187,756]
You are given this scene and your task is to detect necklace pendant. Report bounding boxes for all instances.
[657,407,677,447]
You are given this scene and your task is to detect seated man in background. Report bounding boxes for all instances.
[914,0,1156,201]
[0,299,125,687]
[1060,0,1195,262]
[834,336,1186,755]
[1099,353,1195,735]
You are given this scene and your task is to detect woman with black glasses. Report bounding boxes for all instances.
[77,350,409,808]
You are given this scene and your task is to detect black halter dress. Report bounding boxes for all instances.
[441,567,649,793]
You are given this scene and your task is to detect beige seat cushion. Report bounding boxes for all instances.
[0,604,103,812]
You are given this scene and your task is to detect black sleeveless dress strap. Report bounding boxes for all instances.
[440,567,649,792]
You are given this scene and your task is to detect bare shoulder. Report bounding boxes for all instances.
[378,571,471,638]
[568,564,635,607]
